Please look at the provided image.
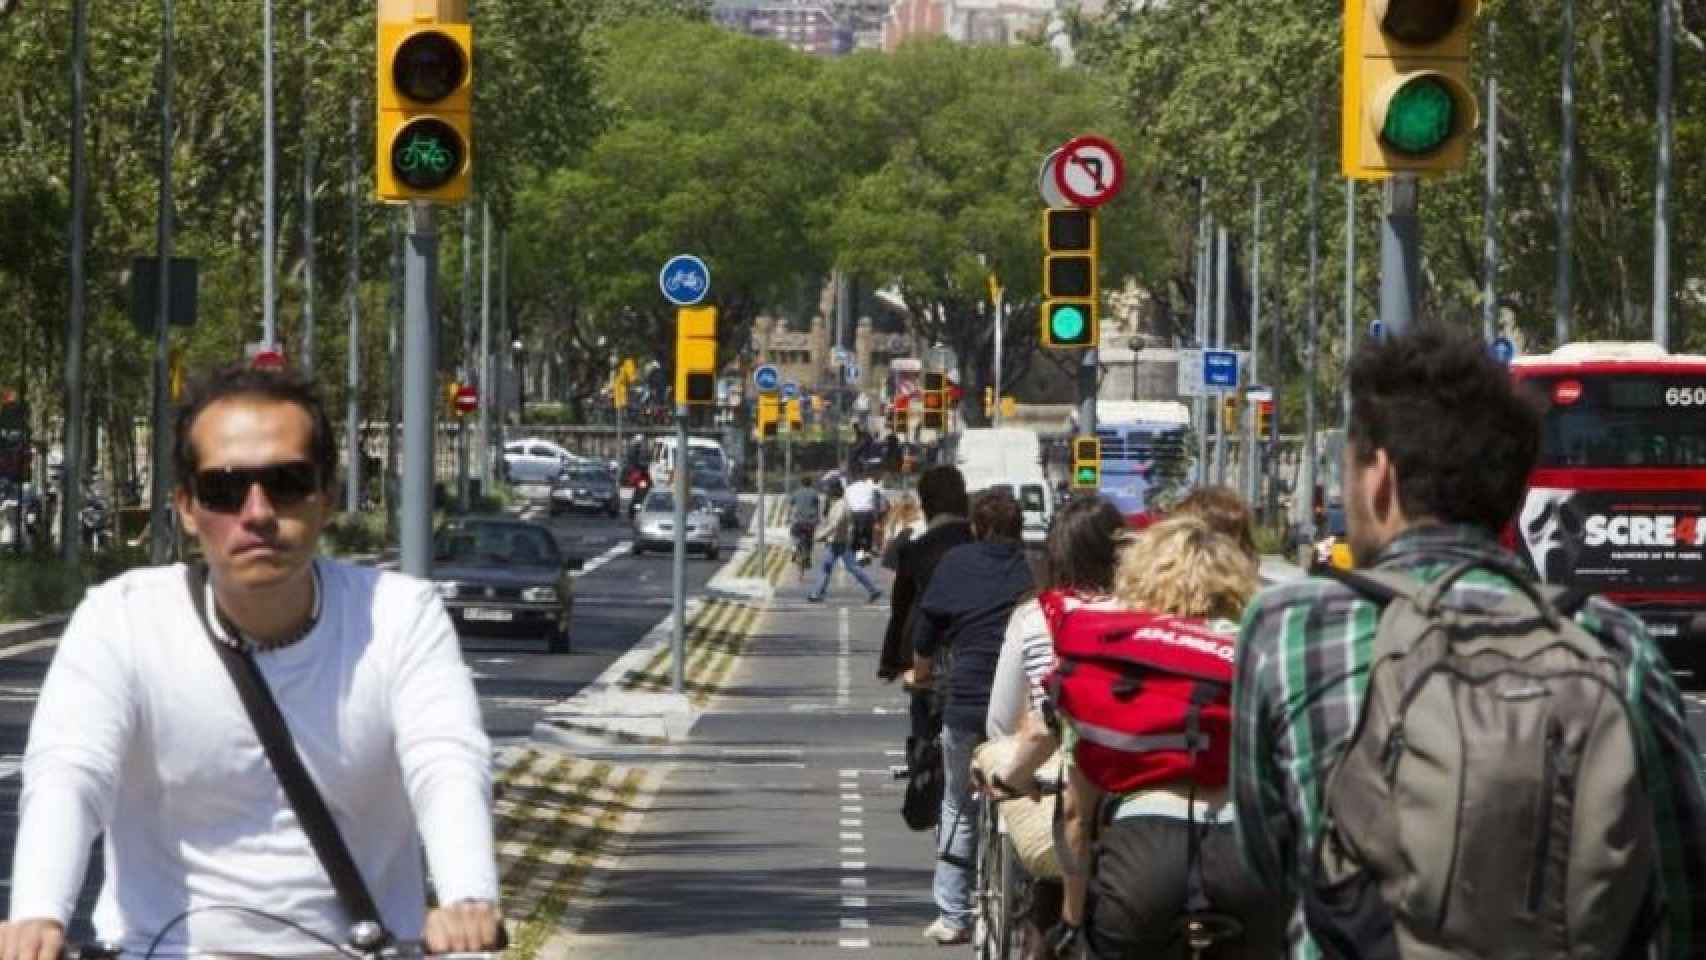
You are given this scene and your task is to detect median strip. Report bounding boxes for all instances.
[618,597,764,702]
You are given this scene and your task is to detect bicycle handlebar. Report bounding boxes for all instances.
[59,941,501,960]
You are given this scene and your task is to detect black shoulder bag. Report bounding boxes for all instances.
[185,564,391,951]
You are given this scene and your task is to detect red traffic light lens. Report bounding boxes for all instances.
[1377,0,1463,46]
[394,30,468,104]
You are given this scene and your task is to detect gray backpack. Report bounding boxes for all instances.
[1305,559,1660,960]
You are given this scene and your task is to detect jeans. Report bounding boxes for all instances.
[809,542,879,599]
[934,724,984,931]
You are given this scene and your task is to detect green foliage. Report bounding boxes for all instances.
[0,544,150,621]
[323,511,387,557]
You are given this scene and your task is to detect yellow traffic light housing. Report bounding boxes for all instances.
[787,399,802,431]
[1343,0,1480,179]
[757,394,780,439]
[1257,398,1274,438]
[674,306,718,407]
[922,371,947,431]
[377,15,473,203]
[1042,208,1098,349]
[1071,436,1101,490]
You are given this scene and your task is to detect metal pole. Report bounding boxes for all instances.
[477,201,492,488]
[147,0,175,564]
[1342,178,1355,425]
[1248,182,1262,510]
[64,0,90,565]
[1193,184,1208,486]
[1484,22,1500,343]
[1652,0,1673,348]
[399,202,436,577]
[501,231,511,434]
[1378,174,1420,337]
[300,3,315,374]
[671,408,688,695]
[1078,349,1098,440]
[992,291,1004,428]
[385,212,402,539]
[783,417,792,501]
[262,0,277,349]
[1556,0,1575,345]
[757,437,766,554]
[344,96,361,514]
[1302,135,1321,536]
[1213,226,1229,487]
[458,201,473,508]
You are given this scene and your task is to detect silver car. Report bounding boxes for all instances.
[631,490,721,559]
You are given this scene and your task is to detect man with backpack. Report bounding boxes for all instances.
[1231,326,1706,959]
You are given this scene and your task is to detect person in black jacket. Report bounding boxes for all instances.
[878,465,972,683]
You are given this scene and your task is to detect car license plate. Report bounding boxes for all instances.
[463,607,513,623]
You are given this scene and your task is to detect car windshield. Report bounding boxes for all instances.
[692,472,727,490]
[434,524,560,566]
[645,492,675,512]
[1019,485,1046,514]
[569,468,606,484]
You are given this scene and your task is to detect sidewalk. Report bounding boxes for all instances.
[554,559,941,959]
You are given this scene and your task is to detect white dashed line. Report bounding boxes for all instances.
[839,764,867,949]
[837,608,851,707]
[571,541,631,579]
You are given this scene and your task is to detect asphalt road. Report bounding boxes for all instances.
[0,496,750,927]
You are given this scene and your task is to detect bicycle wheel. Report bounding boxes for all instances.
[973,801,1007,960]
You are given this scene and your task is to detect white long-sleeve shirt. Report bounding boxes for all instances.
[10,559,499,956]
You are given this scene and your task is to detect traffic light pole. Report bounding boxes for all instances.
[399,202,437,578]
[671,407,688,696]
[756,436,766,555]
[1378,174,1420,337]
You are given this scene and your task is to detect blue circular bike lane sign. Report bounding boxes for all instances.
[659,255,710,306]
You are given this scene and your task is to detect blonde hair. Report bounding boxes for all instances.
[1114,514,1259,622]
[884,493,923,539]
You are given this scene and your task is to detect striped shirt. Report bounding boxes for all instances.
[1231,525,1706,959]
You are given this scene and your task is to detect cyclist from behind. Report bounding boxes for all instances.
[788,474,820,575]
[1,366,502,960]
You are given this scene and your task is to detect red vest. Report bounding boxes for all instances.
[1039,590,1236,795]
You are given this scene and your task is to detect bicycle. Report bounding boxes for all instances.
[972,771,1061,960]
[790,520,814,580]
[51,903,505,960]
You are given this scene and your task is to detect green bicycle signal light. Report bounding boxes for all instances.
[377,19,472,203]
[1071,436,1101,490]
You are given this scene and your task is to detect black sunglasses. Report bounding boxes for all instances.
[192,461,321,514]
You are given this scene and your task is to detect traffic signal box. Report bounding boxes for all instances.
[1042,208,1099,349]
[377,5,473,203]
[675,307,718,406]
[1071,436,1101,490]
[757,394,780,439]
[787,399,803,431]
[1222,395,1241,434]
[1257,398,1274,438]
[1343,0,1480,179]
[922,371,947,431]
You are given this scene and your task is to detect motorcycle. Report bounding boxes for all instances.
[627,470,652,520]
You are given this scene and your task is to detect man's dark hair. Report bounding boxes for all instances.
[173,365,339,492]
[916,465,969,520]
[1044,495,1127,592]
[1173,485,1257,559]
[970,488,1024,544]
[1348,324,1541,532]
[800,475,812,488]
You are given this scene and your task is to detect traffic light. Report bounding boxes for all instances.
[1257,398,1274,438]
[922,371,946,431]
[757,393,780,439]
[787,399,803,431]
[1222,395,1240,434]
[1071,436,1101,490]
[675,306,717,406]
[377,9,473,203]
[444,379,461,417]
[1042,208,1099,349]
[1343,0,1480,179]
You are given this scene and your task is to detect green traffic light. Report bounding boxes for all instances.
[1382,76,1456,156]
[1050,304,1087,343]
[1074,466,1097,486]
[391,117,465,190]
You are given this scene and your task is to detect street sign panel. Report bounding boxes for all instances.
[1176,348,1204,397]
[1036,148,1070,208]
[781,381,799,401]
[752,364,781,394]
[1491,336,1515,365]
[1203,349,1239,390]
[454,384,478,413]
[1053,135,1126,208]
[659,254,710,306]
[251,348,286,371]
[845,363,860,385]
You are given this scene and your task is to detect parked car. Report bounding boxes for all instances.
[501,438,579,486]
[431,518,577,653]
[631,490,721,559]
[691,470,740,528]
[551,465,621,517]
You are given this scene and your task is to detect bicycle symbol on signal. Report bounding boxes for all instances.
[666,270,705,295]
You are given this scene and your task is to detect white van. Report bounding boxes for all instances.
[953,427,1053,546]
[649,436,729,490]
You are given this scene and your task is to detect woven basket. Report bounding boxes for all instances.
[973,736,1064,880]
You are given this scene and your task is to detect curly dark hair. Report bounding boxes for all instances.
[916,465,969,520]
[1347,324,1542,532]
[173,365,338,493]
[970,488,1024,544]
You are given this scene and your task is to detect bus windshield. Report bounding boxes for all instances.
[1527,374,1706,468]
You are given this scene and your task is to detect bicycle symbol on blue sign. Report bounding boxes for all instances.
[659,255,711,306]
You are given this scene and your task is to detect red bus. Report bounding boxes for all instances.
[1510,342,1706,671]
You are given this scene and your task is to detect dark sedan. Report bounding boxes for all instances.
[550,465,621,517]
[691,470,740,528]
[431,518,578,653]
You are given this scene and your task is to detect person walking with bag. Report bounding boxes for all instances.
[1,367,502,960]
[1233,325,1706,959]
[807,485,882,604]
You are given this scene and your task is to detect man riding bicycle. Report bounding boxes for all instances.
[1,367,503,960]
[788,475,820,576]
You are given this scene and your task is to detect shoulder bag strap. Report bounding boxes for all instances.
[185,564,389,949]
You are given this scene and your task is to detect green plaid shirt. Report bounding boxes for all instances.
[1232,524,1706,959]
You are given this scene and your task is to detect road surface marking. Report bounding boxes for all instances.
[837,607,851,707]
[841,896,868,909]
[840,818,861,827]
[841,861,866,870]
[840,877,867,888]
[838,939,870,949]
[840,918,869,929]
[841,846,865,855]
[840,832,863,842]
[0,638,59,661]
[570,542,631,579]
